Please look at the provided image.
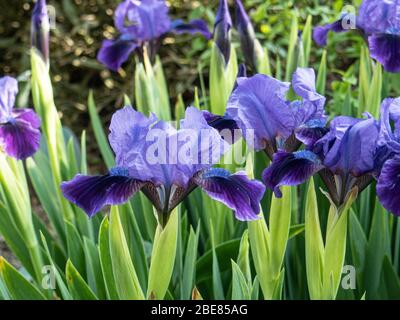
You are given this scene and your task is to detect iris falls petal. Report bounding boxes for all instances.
[61,171,144,217]
[195,168,265,221]
[97,38,138,72]
[377,156,400,216]
[262,150,322,197]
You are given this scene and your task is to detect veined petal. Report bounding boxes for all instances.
[226,74,294,151]
[202,110,240,144]
[323,117,379,176]
[368,34,400,73]
[358,0,400,34]
[97,38,138,71]
[0,109,41,160]
[295,118,328,148]
[194,168,265,221]
[292,68,326,109]
[377,156,400,216]
[262,150,322,197]
[171,19,212,39]
[115,0,171,40]
[0,76,18,119]
[61,171,144,217]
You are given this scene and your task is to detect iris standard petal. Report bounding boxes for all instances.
[61,172,144,217]
[109,105,158,182]
[97,38,138,71]
[0,109,41,160]
[171,19,212,39]
[262,150,322,197]
[323,117,379,176]
[226,74,294,150]
[368,34,400,73]
[194,167,265,221]
[115,0,171,40]
[377,156,400,216]
[0,76,18,118]
[292,68,326,109]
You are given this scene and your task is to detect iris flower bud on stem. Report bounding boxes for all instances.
[234,0,264,71]
[214,0,232,64]
[31,0,50,67]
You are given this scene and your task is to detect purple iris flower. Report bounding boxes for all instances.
[0,77,41,160]
[225,67,326,157]
[61,106,265,224]
[97,0,212,71]
[263,112,380,206]
[375,98,400,215]
[214,0,233,64]
[314,0,400,73]
[31,0,50,66]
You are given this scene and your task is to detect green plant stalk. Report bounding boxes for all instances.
[246,153,291,299]
[147,207,179,299]
[210,43,238,115]
[305,178,358,299]
[31,49,74,225]
[0,156,43,283]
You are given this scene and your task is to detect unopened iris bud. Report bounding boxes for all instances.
[31,0,50,66]
[234,0,264,71]
[214,0,232,64]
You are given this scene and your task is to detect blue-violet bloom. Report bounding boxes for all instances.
[98,0,212,71]
[0,76,41,160]
[61,106,265,225]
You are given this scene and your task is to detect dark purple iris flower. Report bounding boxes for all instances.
[97,0,212,71]
[61,106,265,224]
[314,0,400,73]
[224,67,326,157]
[374,98,400,215]
[0,77,41,160]
[263,110,381,207]
[31,0,50,66]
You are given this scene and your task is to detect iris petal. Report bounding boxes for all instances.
[226,74,294,151]
[115,0,171,40]
[171,19,212,39]
[0,109,41,160]
[368,34,400,73]
[61,173,143,217]
[262,150,322,197]
[377,156,400,216]
[195,168,265,221]
[97,38,138,71]
[0,76,18,118]
[313,19,347,47]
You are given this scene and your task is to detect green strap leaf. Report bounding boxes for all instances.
[0,257,46,300]
[147,208,179,299]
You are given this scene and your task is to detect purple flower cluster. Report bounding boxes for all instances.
[206,66,400,216]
